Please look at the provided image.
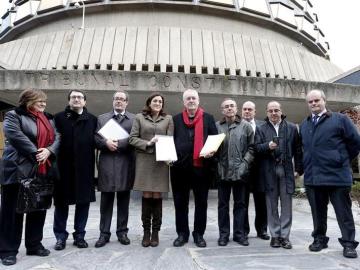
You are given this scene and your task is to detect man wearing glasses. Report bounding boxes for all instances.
[94,91,135,248]
[53,90,97,250]
[216,99,255,246]
[255,101,303,249]
[300,89,360,258]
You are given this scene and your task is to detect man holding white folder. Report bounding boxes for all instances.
[171,89,218,248]
[94,91,135,247]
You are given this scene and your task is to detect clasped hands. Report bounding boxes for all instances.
[36,148,51,164]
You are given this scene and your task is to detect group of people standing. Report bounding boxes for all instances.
[0,87,359,266]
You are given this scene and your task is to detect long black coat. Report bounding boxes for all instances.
[255,117,303,194]
[54,106,97,206]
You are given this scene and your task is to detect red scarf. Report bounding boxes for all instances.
[182,107,204,167]
[29,110,55,175]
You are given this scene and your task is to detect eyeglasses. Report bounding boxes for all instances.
[70,95,84,100]
[35,100,46,103]
[114,97,127,102]
[222,104,236,109]
[267,109,281,113]
[308,99,320,104]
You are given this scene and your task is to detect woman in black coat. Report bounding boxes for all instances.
[0,89,60,266]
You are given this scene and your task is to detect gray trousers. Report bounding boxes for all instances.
[265,165,292,240]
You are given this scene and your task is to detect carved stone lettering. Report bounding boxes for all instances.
[149,75,157,87]
[106,73,115,86]
[163,75,171,88]
[62,72,71,86]
[191,76,201,89]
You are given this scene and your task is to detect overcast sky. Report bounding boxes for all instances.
[0,0,359,72]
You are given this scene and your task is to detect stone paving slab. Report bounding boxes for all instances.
[1,193,359,270]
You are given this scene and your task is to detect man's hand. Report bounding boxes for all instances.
[106,139,118,151]
[203,151,215,159]
[268,141,278,150]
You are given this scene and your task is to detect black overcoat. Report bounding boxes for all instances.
[54,106,97,206]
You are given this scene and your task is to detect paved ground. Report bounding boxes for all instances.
[2,192,360,270]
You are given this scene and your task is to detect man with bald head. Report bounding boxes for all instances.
[171,89,218,248]
[242,101,269,241]
[300,89,360,258]
[255,101,303,249]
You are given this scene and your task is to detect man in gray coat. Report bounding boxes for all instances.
[94,91,135,247]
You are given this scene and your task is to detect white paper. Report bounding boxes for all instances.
[97,119,129,140]
[155,135,178,162]
[199,133,226,157]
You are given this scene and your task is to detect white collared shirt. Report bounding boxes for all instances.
[249,119,256,133]
[270,120,281,136]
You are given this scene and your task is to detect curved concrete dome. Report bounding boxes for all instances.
[0,0,342,81]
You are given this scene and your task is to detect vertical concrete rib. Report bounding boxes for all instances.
[99,27,116,70]
[21,36,38,70]
[13,37,30,69]
[57,30,75,69]
[268,40,284,78]
[283,45,299,79]
[67,30,84,69]
[260,39,275,77]
[223,32,236,75]
[212,31,226,75]
[88,27,105,69]
[232,33,247,76]
[242,35,256,76]
[123,27,137,71]
[146,26,159,72]
[202,30,215,75]
[112,27,126,69]
[3,40,17,64]
[135,27,148,71]
[28,34,46,69]
[8,39,23,68]
[0,42,9,63]
[192,28,203,74]
[291,46,306,80]
[297,48,312,81]
[276,43,291,79]
[158,27,170,72]
[181,28,192,74]
[170,27,181,72]
[77,28,95,69]
[37,33,56,69]
[47,31,65,69]
[251,37,266,77]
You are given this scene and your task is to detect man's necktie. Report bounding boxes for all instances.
[312,115,319,125]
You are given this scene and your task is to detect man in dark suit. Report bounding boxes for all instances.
[255,101,303,250]
[300,89,360,258]
[94,91,135,248]
[53,90,97,250]
[171,89,218,248]
[241,101,269,241]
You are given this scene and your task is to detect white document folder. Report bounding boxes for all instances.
[199,133,226,157]
[155,135,178,161]
[97,118,129,140]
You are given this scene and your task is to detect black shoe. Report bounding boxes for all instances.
[95,236,109,248]
[54,239,66,251]
[73,239,88,248]
[173,235,188,247]
[118,234,130,245]
[234,237,249,246]
[281,238,292,249]
[193,233,207,248]
[218,237,229,246]
[270,237,281,248]
[1,256,16,266]
[257,232,270,240]
[309,239,328,252]
[26,248,50,256]
[343,247,358,258]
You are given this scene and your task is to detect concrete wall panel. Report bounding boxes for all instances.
[77,28,95,69]
[181,28,192,73]
[192,28,203,74]
[13,37,30,69]
[223,32,236,75]
[67,30,84,69]
[99,27,116,70]
[21,36,38,69]
[111,27,126,69]
[242,35,256,76]
[284,45,299,80]
[260,39,275,78]
[57,30,75,69]
[158,27,170,72]
[291,47,306,80]
[47,31,65,69]
[146,27,159,72]
[251,37,266,77]
[88,27,105,69]
[123,27,137,70]
[170,27,181,72]
[37,33,55,69]
[7,39,23,68]
[232,33,247,76]
[268,40,284,78]
[212,31,226,75]
[276,43,291,79]
[202,30,215,74]
[135,27,148,71]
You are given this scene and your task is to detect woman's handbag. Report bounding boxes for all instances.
[16,164,54,213]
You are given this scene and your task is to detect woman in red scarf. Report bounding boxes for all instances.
[0,89,60,266]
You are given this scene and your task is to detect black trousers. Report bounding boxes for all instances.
[171,166,210,239]
[218,181,247,240]
[0,184,46,258]
[244,188,268,236]
[306,185,358,248]
[99,191,130,239]
[53,203,90,241]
